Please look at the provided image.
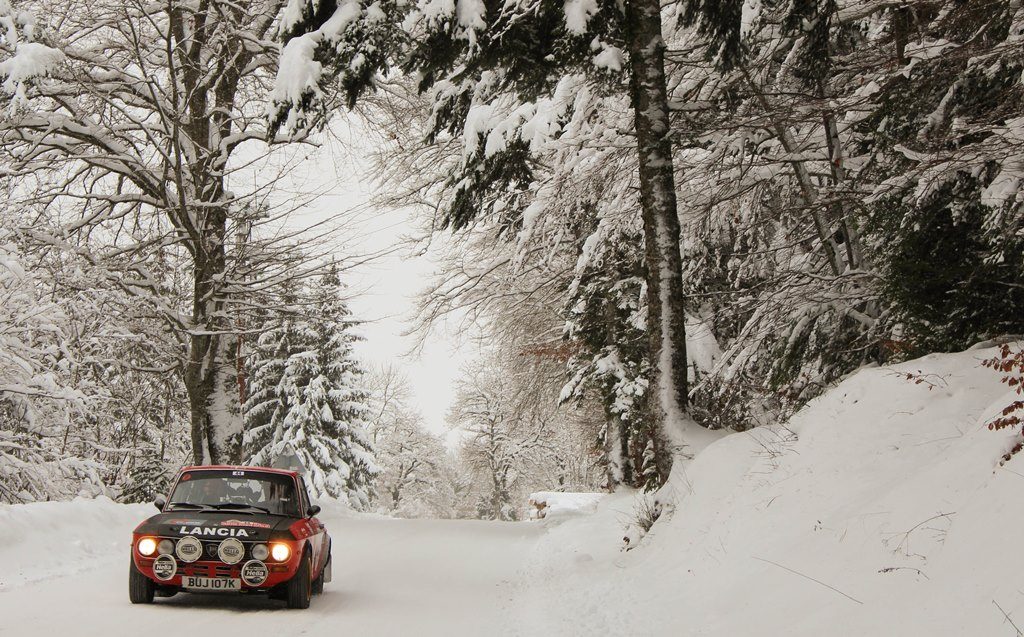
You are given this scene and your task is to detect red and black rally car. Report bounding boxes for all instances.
[129,465,331,609]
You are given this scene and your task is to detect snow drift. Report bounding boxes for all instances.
[0,497,152,591]
[0,497,360,594]
[515,344,1024,636]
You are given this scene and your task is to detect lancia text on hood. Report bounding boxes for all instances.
[175,525,251,537]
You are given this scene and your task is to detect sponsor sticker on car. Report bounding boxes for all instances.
[221,519,271,529]
[241,560,269,586]
[152,555,177,581]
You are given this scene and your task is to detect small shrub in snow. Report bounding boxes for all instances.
[633,496,661,533]
[982,344,1024,464]
[623,495,661,550]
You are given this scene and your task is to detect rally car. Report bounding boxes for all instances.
[129,465,331,609]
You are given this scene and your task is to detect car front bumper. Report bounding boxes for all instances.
[131,537,303,591]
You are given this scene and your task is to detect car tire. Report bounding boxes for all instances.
[312,551,329,596]
[286,551,312,609]
[129,559,155,604]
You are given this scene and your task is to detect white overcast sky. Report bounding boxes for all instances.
[238,124,471,438]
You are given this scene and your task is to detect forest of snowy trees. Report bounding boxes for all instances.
[1,0,1022,519]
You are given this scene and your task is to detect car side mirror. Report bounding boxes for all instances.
[307,504,321,518]
[154,496,166,511]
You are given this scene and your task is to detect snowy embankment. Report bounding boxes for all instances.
[0,497,358,593]
[514,344,1024,636]
[0,497,152,591]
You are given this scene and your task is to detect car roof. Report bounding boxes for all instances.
[179,465,299,478]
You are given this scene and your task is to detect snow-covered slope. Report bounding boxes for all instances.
[0,496,153,591]
[0,498,367,593]
[515,344,1024,635]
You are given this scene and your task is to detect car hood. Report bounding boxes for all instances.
[136,511,294,542]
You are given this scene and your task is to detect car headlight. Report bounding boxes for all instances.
[251,543,269,561]
[270,543,291,562]
[137,537,157,556]
[175,535,203,563]
[157,539,174,555]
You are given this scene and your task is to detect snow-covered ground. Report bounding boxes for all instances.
[1,346,1021,636]
[0,499,542,637]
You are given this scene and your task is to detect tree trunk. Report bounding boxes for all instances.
[893,6,909,65]
[740,64,844,277]
[624,0,690,452]
[185,232,242,465]
[171,2,249,465]
[604,411,633,487]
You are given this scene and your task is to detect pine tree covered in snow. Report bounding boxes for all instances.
[243,267,376,508]
[267,0,403,133]
[121,443,171,504]
[857,1,1024,353]
[560,232,657,488]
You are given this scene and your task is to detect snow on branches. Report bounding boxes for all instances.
[269,0,399,134]
[0,241,90,503]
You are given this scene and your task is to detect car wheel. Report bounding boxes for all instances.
[286,551,312,609]
[312,552,329,596]
[129,560,155,604]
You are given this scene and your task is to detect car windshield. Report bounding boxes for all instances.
[167,470,299,517]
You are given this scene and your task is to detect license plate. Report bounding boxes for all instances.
[183,576,241,591]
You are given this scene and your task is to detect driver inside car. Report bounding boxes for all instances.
[194,479,225,506]
[265,481,297,515]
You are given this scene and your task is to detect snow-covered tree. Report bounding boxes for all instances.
[365,365,465,518]
[0,0,333,465]
[450,367,538,522]
[450,324,606,520]
[560,233,658,488]
[120,442,172,504]
[244,267,377,508]
[856,1,1024,353]
[0,240,98,502]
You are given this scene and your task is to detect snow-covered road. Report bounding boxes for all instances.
[0,513,545,637]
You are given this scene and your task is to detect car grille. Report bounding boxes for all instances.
[179,563,236,578]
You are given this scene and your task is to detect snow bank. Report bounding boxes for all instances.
[516,345,1024,635]
[0,496,152,591]
[527,492,604,520]
[0,495,364,593]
